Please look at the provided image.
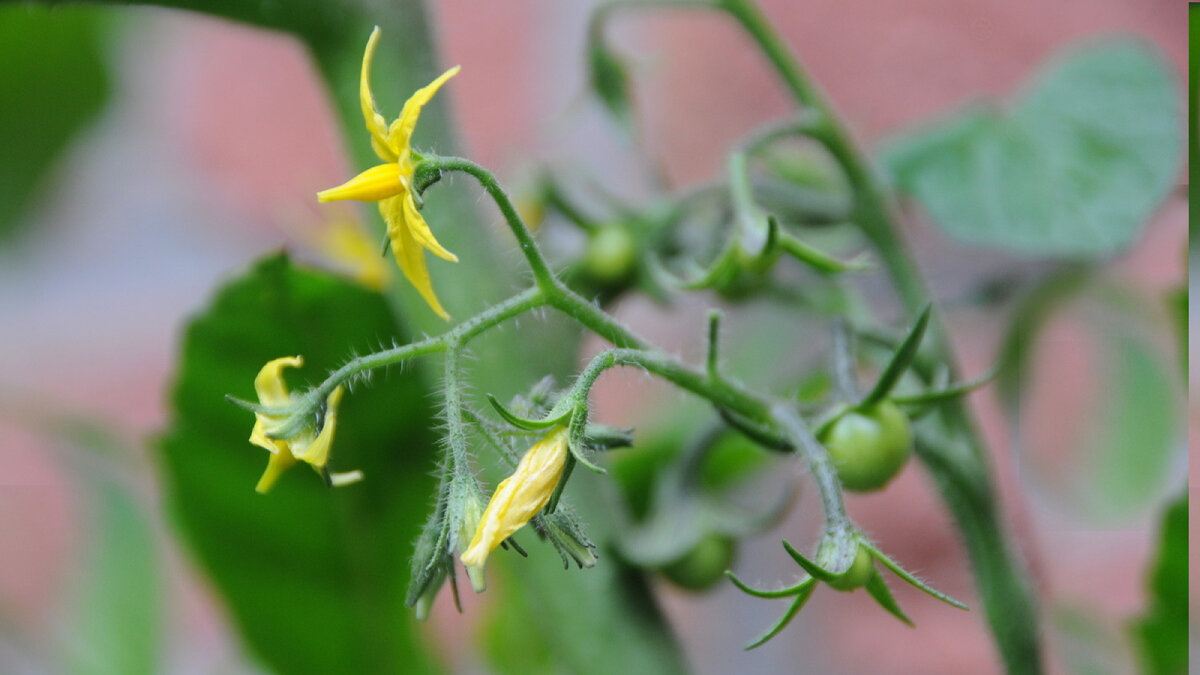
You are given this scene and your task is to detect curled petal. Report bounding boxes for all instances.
[255,443,299,494]
[291,386,345,470]
[389,65,461,152]
[383,197,450,319]
[254,356,303,406]
[360,26,397,162]
[401,193,458,262]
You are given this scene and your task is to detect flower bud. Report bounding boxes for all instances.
[460,426,570,572]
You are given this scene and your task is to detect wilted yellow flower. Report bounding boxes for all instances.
[460,426,569,571]
[249,356,361,493]
[317,26,460,319]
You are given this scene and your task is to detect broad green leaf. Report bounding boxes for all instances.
[881,40,1180,258]
[1130,493,1188,675]
[159,254,443,675]
[58,429,159,675]
[0,6,111,240]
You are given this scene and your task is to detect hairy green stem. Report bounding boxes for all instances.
[414,157,558,290]
[312,287,547,401]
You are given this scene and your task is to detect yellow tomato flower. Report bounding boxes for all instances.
[249,356,361,493]
[317,27,461,320]
[460,426,569,572]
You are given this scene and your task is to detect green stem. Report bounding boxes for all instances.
[312,286,547,400]
[718,0,1042,671]
[414,157,558,290]
[564,348,847,531]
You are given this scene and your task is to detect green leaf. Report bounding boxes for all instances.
[59,437,159,675]
[881,40,1180,257]
[1083,331,1179,516]
[0,6,111,241]
[159,254,443,675]
[587,17,633,129]
[1130,493,1188,675]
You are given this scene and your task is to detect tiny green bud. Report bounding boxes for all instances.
[457,490,488,593]
[583,226,638,284]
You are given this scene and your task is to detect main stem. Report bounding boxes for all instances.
[720,0,1042,671]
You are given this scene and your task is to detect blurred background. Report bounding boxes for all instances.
[0,1,1187,673]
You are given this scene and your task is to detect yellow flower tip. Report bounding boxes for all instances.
[255,446,298,494]
[317,163,406,203]
[460,427,570,570]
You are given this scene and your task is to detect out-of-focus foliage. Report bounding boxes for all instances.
[997,274,1182,521]
[1130,494,1188,675]
[882,40,1179,258]
[58,426,159,675]
[0,6,111,240]
[158,254,443,675]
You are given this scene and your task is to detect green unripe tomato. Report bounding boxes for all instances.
[583,226,638,284]
[659,534,736,591]
[825,545,874,592]
[820,401,912,492]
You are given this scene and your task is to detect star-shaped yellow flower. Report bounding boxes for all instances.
[460,426,569,574]
[249,356,361,493]
[317,27,460,319]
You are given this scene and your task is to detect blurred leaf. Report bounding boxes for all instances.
[587,17,633,129]
[996,267,1092,411]
[1054,606,1124,675]
[159,254,442,675]
[0,6,111,240]
[882,40,1179,257]
[1083,331,1179,516]
[1130,493,1188,675]
[1000,274,1183,520]
[60,439,159,675]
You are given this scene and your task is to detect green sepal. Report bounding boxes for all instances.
[775,228,872,274]
[486,393,567,430]
[725,570,812,599]
[889,366,998,407]
[858,304,931,409]
[567,406,607,474]
[781,540,838,583]
[862,541,969,610]
[865,571,914,626]
[744,579,818,650]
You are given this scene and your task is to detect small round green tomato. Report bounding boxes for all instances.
[826,545,874,592]
[820,401,912,492]
[659,534,736,591]
[583,226,638,284]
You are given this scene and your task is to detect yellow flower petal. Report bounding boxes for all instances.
[291,387,345,469]
[399,192,458,262]
[317,163,406,203]
[360,26,397,162]
[255,444,299,494]
[254,356,303,406]
[460,427,569,569]
[383,196,450,320]
[388,65,461,154]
